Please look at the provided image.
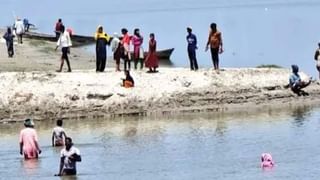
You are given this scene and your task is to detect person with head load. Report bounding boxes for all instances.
[132,28,144,70]
[3,27,15,58]
[55,137,81,176]
[206,22,223,70]
[94,25,111,72]
[55,25,72,72]
[14,17,25,44]
[186,26,198,71]
[111,32,122,71]
[289,64,311,96]
[121,28,131,71]
[145,33,159,73]
[52,119,67,147]
[19,119,42,159]
[314,42,320,79]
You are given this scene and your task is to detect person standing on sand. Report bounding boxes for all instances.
[55,25,72,72]
[55,19,63,40]
[206,23,223,70]
[145,33,159,73]
[132,28,144,70]
[121,28,131,71]
[314,43,320,79]
[186,27,198,71]
[95,25,111,72]
[19,119,42,159]
[3,27,15,58]
[111,32,122,72]
[55,137,81,176]
[14,17,25,44]
[52,119,67,147]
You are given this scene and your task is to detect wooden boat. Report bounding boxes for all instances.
[131,48,174,60]
[24,31,95,47]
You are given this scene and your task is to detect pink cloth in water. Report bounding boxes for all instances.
[19,128,39,159]
[261,153,274,168]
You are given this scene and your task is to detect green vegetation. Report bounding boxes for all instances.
[29,40,49,47]
[256,64,282,68]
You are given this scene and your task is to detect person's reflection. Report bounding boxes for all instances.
[291,105,311,127]
[215,118,227,137]
[21,159,39,176]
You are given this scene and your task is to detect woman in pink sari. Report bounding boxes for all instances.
[145,33,158,73]
[132,28,144,70]
[19,119,41,159]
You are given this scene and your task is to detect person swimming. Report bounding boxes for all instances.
[261,153,274,168]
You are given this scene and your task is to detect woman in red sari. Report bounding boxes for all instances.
[145,33,158,73]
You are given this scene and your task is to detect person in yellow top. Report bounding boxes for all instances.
[95,25,111,72]
[206,23,223,70]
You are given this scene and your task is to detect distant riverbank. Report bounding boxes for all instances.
[1,68,320,122]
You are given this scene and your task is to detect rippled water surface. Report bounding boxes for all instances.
[1,105,320,179]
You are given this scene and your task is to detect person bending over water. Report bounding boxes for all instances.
[289,64,311,96]
[55,137,81,176]
[52,119,67,147]
[19,119,42,159]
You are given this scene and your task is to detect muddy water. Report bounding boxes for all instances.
[0,105,320,179]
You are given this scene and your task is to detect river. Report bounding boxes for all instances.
[0,104,319,179]
[1,0,320,76]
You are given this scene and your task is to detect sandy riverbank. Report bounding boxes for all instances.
[0,68,320,122]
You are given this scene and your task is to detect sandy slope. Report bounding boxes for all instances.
[0,68,319,122]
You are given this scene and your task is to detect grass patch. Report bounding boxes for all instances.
[39,46,55,54]
[256,64,282,68]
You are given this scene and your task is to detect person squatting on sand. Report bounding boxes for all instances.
[55,25,72,72]
[206,22,223,70]
[121,28,131,71]
[19,119,42,159]
[3,27,15,58]
[52,119,67,147]
[14,17,25,44]
[95,25,111,72]
[186,26,198,71]
[132,28,144,70]
[289,64,311,96]
[55,137,81,176]
[313,42,320,79]
[122,70,134,88]
[145,33,159,73]
[111,32,122,71]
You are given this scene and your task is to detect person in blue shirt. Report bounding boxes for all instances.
[186,27,198,71]
[289,64,310,96]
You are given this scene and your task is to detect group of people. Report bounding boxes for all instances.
[94,26,159,73]
[19,118,82,176]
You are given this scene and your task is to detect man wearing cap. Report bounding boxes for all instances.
[186,27,198,71]
[19,119,41,159]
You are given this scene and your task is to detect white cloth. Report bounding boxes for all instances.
[111,37,120,52]
[61,146,80,170]
[53,126,65,141]
[57,31,72,47]
[15,20,25,35]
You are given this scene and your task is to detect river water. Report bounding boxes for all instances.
[1,105,320,179]
[1,0,320,76]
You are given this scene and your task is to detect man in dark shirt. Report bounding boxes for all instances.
[186,27,198,71]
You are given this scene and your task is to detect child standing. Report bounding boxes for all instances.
[52,119,67,147]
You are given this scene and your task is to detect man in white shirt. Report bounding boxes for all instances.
[15,18,25,44]
[55,25,72,72]
[52,119,67,146]
[55,137,81,176]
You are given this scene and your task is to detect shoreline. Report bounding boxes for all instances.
[1,68,320,122]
